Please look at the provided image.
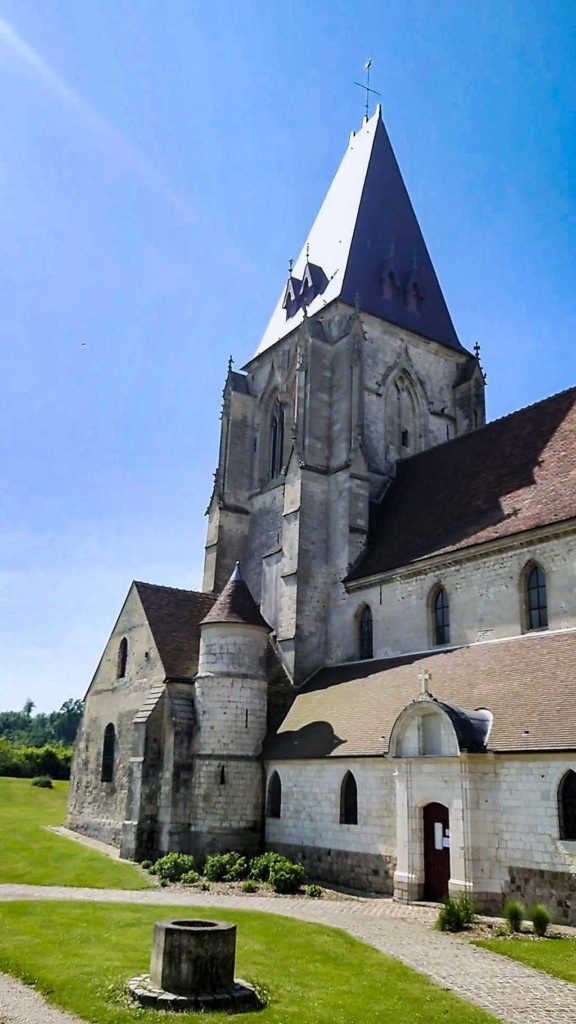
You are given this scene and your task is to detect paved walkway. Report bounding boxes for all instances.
[0,883,575,1023]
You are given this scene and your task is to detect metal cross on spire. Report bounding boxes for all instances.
[354,58,381,120]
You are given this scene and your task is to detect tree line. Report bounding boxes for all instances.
[0,698,84,780]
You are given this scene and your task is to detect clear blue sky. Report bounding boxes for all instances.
[2,0,575,711]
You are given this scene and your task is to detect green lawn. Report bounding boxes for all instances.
[476,936,576,984]
[0,901,498,1024]
[0,778,149,889]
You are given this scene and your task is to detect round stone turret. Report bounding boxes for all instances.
[191,564,271,857]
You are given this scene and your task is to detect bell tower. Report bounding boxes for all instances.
[203,107,485,682]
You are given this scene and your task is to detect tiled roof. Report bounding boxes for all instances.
[252,106,463,359]
[348,386,576,580]
[134,582,215,678]
[265,630,576,759]
[201,564,271,629]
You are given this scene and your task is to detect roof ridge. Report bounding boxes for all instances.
[395,382,576,469]
[134,580,214,598]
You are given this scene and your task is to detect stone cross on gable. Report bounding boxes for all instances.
[418,668,432,698]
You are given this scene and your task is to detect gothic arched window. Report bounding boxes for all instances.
[340,771,358,825]
[559,771,576,840]
[101,723,116,783]
[270,401,284,480]
[526,564,548,631]
[266,771,282,818]
[433,587,450,646]
[359,606,373,660]
[116,637,128,679]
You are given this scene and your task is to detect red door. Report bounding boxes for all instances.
[423,803,450,901]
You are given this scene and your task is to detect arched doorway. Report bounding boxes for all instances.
[423,802,450,901]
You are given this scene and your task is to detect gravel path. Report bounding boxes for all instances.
[0,883,575,1023]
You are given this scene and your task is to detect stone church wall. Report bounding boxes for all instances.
[67,586,165,845]
[339,530,576,664]
[264,758,396,893]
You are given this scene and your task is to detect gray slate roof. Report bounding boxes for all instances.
[265,630,576,759]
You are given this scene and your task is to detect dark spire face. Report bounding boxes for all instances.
[201,564,271,630]
[253,106,463,358]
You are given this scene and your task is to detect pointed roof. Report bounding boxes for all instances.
[253,106,463,359]
[201,563,271,630]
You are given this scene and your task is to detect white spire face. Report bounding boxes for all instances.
[250,105,461,361]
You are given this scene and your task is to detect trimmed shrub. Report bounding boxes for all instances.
[152,853,196,884]
[242,880,258,893]
[269,861,306,894]
[31,775,53,788]
[306,884,323,899]
[180,870,200,886]
[139,860,153,871]
[204,852,249,882]
[504,900,524,933]
[249,852,291,882]
[531,904,551,937]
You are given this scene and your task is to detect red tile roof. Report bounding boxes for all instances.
[135,582,215,678]
[348,386,576,580]
[266,630,576,758]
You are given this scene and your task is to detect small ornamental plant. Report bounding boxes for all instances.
[269,861,306,894]
[180,869,200,885]
[435,893,475,933]
[204,852,249,882]
[249,852,293,882]
[31,775,53,789]
[531,904,551,937]
[242,879,258,893]
[306,884,323,899]
[503,899,524,933]
[152,853,196,884]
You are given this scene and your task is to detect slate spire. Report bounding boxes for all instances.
[254,105,463,357]
[200,563,271,630]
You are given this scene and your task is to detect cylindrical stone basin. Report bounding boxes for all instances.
[149,919,236,996]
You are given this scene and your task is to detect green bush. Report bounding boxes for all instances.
[531,904,550,937]
[242,879,258,893]
[0,738,72,780]
[306,884,323,898]
[180,870,200,885]
[199,881,210,891]
[152,853,196,884]
[31,775,53,788]
[139,860,153,871]
[435,893,475,933]
[269,861,306,894]
[503,900,524,933]
[249,851,292,882]
[204,852,249,882]
[455,891,476,925]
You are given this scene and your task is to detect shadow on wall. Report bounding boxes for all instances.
[264,721,345,759]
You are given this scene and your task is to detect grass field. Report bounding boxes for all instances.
[0,901,499,1024]
[0,778,149,889]
[475,936,576,984]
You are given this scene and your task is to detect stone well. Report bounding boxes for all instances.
[129,919,259,1011]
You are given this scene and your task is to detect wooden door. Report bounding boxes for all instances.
[423,802,450,901]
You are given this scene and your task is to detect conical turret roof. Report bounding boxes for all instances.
[200,564,271,630]
[253,106,463,358]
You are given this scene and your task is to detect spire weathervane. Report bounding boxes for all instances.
[354,58,381,120]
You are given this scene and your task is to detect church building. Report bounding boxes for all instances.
[67,106,576,920]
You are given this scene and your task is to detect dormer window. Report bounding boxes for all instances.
[282,275,302,320]
[299,260,328,308]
